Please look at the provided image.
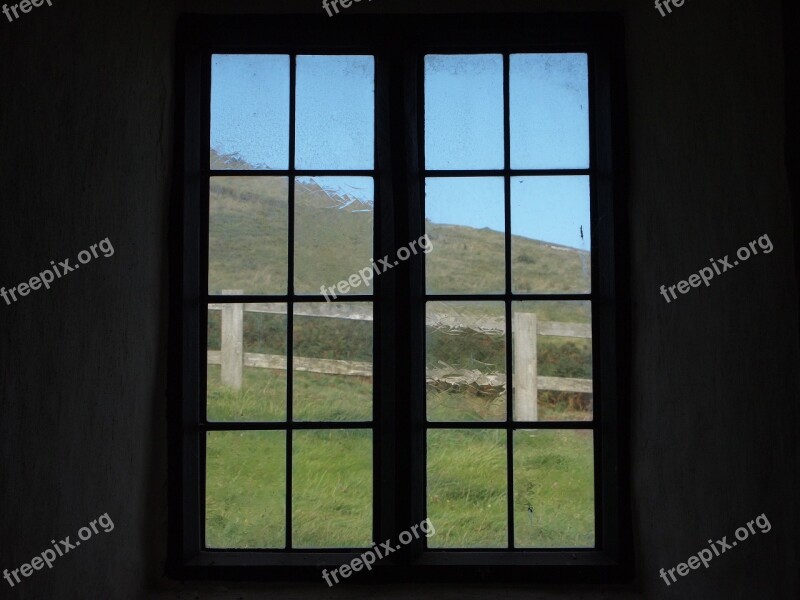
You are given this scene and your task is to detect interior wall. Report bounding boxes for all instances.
[0,1,796,599]
[626,0,799,598]
[0,1,175,599]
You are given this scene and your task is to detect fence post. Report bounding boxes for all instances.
[513,311,538,421]
[220,290,244,390]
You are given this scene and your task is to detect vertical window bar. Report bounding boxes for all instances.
[373,52,384,547]
[418,52,430,550]
[502,52,515,549]
[199,49,213,550]
[586,48,604,550]
[286,53,297,550]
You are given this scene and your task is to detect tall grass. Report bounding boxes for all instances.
[206,369,594,549]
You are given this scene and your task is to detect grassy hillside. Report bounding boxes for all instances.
[208,172,373,295]
[426,223,589,295]
[208,150,590,302]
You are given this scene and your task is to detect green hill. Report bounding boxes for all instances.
[209,150,374,295]
[208,149,591,320]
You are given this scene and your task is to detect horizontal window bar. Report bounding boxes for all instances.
[424,169,591,177]
[425,294,592,302]
[414,551,617,567]
[425,421,594,430]
[190,549,615,568]
[207,295,375,304]
[204,547,379,555]
[202,421,374,431]
[209,170,376,177]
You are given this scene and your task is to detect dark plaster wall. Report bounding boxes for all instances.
[0,1,174,599]
[0,1,796,599]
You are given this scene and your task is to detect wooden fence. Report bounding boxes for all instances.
[207,291,592,421]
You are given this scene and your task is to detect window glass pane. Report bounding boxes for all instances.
[293,303,373,421]
[211,55,290,170]
[513,430,595,548]
[425,54,504,170]
[427,429,507,548]
[206,431,286,549]
[427,301,506,422]
[292,430,372,548]
[207,302,287,422]
[294,176,374,295]
[209,176,288,295]
[512,301,592,422]
[511,176,591,293]
[295,55,374,170]
[510,53,589,169]
[425,177,505,294]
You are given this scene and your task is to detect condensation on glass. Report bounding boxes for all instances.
[205,54,376,551]
[422,52,595,550]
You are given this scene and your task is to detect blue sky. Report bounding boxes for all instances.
[211,53,589,250]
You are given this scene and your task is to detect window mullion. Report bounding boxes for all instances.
[503,51,515,550]
[285,52,297,551]
[374,48,402,551]
[385,45,427,559]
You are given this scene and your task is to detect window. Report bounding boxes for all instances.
[173,13,629,582]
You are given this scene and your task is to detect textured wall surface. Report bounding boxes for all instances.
[0,1,797,599]
[0,1,175,599]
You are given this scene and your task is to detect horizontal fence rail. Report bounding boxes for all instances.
[207,294,592,420]
[207,302,592,338]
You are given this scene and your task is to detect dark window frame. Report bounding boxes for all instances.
[170,12,631,584]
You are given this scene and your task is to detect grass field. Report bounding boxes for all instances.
[206,402,594,549]
[206,428,372,549]
[206,368,594,549]
[205,149,595,550]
